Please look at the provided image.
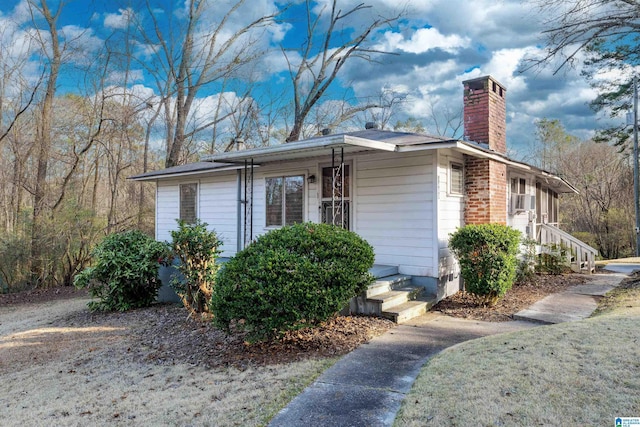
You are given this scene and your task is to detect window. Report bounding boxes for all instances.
[511,177,526,195]
[450,163,464,195]
[266,175,304,227]
[510,177,528,212]
[180,183,198,224]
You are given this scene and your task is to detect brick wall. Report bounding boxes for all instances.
[464,156,507,225]
[463,76,507,154]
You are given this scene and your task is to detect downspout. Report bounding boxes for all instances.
[237,168,242,253]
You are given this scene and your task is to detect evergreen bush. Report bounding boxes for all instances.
[74,230,167,311]
[211,222,374,341]
[449,224,521,306]
[169,219,222,315]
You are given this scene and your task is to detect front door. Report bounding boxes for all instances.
[321,164,350,230]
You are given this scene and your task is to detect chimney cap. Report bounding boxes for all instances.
[462,75,506,93]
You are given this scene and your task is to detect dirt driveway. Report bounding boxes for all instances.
[0,296,335,426]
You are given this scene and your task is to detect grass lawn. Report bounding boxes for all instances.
[394,276,640,426]
[0,298,337,426]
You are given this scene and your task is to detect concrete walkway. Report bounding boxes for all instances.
[513,270,628,324]
[268,269,632,427]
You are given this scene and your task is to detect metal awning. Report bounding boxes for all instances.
[129,161,247,182]
[201,134,397,164]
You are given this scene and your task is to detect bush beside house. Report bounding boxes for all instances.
[449,224,521,306]
[74,230,167,311]
[168,219,222,315]
[211,223,375,341]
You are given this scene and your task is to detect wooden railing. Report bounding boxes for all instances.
[538,223,598,273]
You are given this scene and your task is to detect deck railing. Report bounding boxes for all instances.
[537,223,598,273]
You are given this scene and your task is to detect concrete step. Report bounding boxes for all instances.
[382,299,436,324]
[369,264,399,279]
[368,284,424,311]
[366,274,412,298]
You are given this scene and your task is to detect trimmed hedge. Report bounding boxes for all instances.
[211,223,374,341]
[449,224,521,306]
[74,230,166,311]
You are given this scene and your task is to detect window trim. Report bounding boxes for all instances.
[264,173,306,228]
[449,162,464,196]
[509,175,529,214]
[179,182,198,224]
[510,176,527,195]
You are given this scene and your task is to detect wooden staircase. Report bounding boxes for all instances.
[538,224,598,273]
[348,265,437,323]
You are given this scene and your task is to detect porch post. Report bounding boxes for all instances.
[236,169,242,253]
[633,76,639,256]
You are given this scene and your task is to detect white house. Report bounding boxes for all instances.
[132,76,596,323]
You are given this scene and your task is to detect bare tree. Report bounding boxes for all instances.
[530,0,640,73]
[26,0,65,283]
[283,0,401,142]
[131,0,280,167]
[527,0,640,146]
[560,140,634,258]
[356,86,407,130]
[391,99,462,138]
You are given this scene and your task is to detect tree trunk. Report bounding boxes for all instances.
[30,0,62,285]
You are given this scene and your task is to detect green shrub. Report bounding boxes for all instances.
[74,230,167,311]
[211,222,374,342]
[536,242,570,274]
[169,219,222,315]
[449,224,522,306]
[516,238,537,283]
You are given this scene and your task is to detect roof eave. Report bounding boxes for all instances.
[129,164,247,182]
[453,141,578,193]
[203,135,397,164]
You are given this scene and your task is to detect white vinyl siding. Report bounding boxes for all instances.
[199,173,239,258]
[354,151,436,277]
[155,173,238,257]
[437,151,465,297]
[156,183,180,242]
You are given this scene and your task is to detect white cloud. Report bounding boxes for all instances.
[106,70,145,85]
[104,8,134,29]
[377,27,470,54]
[0,0,614,158]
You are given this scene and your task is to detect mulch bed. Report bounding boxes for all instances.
[433,273,588,321]
[58,303,395,369]
[3,272,592,369]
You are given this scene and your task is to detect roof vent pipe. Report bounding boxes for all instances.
[234,138,245,151]
[321,128,332,136]
[365,121,379,129]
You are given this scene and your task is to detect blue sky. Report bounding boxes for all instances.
[0,0,622,160]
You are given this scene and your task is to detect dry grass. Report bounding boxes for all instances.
[394,277,640,427]
[0,299,336,427]
[1,353,332,426]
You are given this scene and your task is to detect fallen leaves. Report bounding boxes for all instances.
[433,273,588,321]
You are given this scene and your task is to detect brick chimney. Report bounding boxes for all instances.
[463,76,507,154]
[462,76,507,225]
